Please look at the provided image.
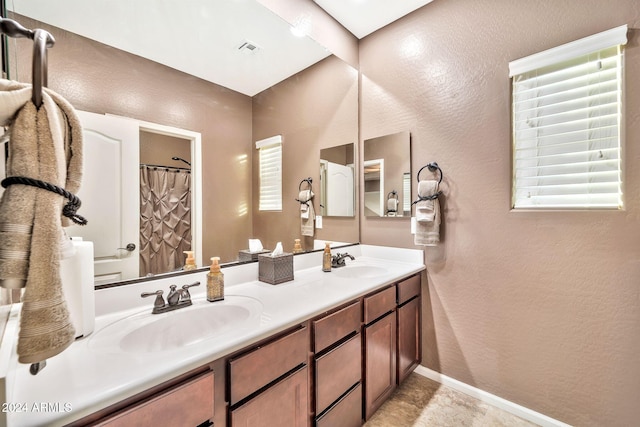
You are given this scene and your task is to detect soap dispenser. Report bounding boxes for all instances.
[183,251,196,271]
[293,239,303,254]
[207,257,224,302]
[322,242,332,272]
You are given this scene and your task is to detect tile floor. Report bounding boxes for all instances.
[364,373,540,427]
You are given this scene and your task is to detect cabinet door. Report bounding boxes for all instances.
[315,333,361,414]
[95,371,214,427]
[231,366,308,427]
[397,296,420,384]
[364,311,396,420]
[316,383,362,427]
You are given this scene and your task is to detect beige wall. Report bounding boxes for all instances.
[139,132,190,168]
[252,54,359,252]
[359,1,640,426]
[10,14,254,264]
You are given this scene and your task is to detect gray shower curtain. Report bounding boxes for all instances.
[139,166,192,276]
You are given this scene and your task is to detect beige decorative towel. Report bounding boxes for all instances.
[414,180,440,246]
[299,190,315,237]
[0,79,83,364]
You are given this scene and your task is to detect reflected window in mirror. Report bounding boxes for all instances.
[363,131,411,217]
[256,135,283,211]
[319,143,355,217]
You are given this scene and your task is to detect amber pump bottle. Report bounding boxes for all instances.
[207,257,224,302]
[322,242,332,272]
[183,251,196,271]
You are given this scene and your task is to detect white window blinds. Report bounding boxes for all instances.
[509,25,627,209]
[256,135,283,211]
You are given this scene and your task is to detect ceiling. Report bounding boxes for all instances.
[9,0,433,96]
[313,0,434,39]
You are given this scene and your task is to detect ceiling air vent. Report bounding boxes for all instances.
[237,40,260,55]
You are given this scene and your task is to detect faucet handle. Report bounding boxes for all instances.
[182,281,200,290]
[180,281,201,301]
[141,290,165,308]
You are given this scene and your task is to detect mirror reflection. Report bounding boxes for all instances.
[6,1,360,286]
[139,131,192,277]
[363,131,411,217]
[319,143,355,217]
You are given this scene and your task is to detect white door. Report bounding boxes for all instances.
[66,111,140,285]
[326,161,354,216]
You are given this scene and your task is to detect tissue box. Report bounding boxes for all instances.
[258,253,294,285]
[239,249,270,262]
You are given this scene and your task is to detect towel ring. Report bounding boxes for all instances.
[296,177,313,205]
[0,18,55,108]
[417,162,443,184]
[298,177,312,191]
[32,29,55,108]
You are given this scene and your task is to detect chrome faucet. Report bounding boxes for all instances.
[332,252,355,268]
[141,281,200,314]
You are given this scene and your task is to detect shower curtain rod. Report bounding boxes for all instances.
[140,163,191,172]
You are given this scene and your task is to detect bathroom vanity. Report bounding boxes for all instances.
[0,245,424,427]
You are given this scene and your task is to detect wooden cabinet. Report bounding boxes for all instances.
[313,302,362,426]
[230,366,308,427]
[74,272,422,427]
[228,325,309,405]
[93,370,214,427]
[363,286,396,324]
[228,325,310,427]
[397,296,420,383]
[315,383,362,427]
[363,274,422,420]
[363,286,397,421]
[313,301,361,353]
[396,274,421,384]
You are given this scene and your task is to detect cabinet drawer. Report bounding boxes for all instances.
[397,274,421,305]
[364,286,396,324]
[316,383,362,427]
[231,366,308,427]
[229,325,309,405]
[315,333,361,414]
[96,371,214,427]
[313,301,361,353]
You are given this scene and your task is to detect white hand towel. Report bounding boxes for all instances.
[387,198,398,213]
[299,190,315,236]
[414,180,441,246]
[416,180,438,222]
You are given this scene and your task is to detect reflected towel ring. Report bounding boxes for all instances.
[417,162,443,184]
[296,177,313,205]
[298,177,312,191]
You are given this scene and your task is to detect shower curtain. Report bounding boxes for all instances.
[139,166,192,277]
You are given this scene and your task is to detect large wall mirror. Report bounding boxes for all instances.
[363,131,412,217]
[319,143,355,217]
[5,0,359,287]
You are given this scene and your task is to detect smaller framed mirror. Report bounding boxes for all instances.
[319,143,356,217]
[363,131,411,217]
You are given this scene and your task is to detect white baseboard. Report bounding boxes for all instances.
[414,365,572,427]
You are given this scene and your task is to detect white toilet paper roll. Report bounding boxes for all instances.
[60,240,95,338]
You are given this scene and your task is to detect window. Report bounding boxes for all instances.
[509,25,627,209]
[256,135,282,211]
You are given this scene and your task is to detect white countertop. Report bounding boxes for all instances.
[1,244,424,427]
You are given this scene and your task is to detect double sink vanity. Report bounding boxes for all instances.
[0,244,424,427]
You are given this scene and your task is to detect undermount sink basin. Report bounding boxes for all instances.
[89,295,263,353]
[331,265,388,279]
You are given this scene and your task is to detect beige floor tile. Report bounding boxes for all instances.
[364,373,540,427]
